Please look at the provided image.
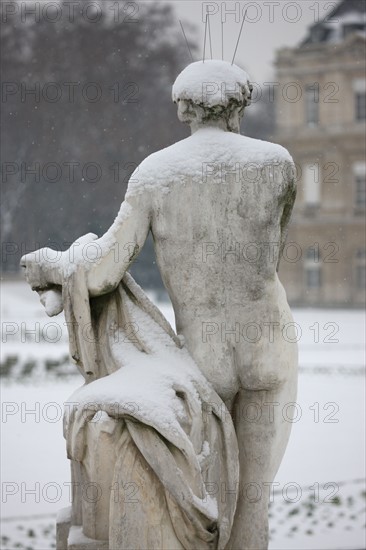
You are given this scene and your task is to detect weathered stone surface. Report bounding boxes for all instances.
[22,60,297,550]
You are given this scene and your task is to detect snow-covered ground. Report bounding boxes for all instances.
[1,280,365,550]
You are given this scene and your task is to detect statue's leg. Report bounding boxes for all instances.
[227,377,297,550]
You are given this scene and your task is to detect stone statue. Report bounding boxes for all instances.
[21,60,298,550]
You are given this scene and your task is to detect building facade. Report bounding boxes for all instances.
[275,0,366,307]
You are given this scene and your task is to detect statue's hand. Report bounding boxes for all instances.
[20,233,99,290]
[20,250,49,290]
[66,233,99,271]
[20,252,63,315]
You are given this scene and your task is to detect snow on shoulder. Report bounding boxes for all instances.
[172,60,251,108]
[126,129,294,197]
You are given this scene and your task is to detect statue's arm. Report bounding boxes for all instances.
[277,164,296,272]
[86,192,151,296]
[21,192,151,298]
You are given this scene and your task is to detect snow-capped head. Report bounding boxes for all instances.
[172,60,252,109]
[172,60,252,133]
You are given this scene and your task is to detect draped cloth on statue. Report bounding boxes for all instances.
[61,266,239,550]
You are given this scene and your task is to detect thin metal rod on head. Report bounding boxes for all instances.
[231,9,247,65]
[203,13,208,62]
[221,20,224,61]
[179,20,193,62]
[207,12,213,59]
[203,13,208,63]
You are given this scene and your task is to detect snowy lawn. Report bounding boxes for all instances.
[1,280,365,550]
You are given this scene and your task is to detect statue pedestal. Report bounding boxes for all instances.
[56,507,71,550]
[56,508,109,550]
[68,527,108,550]
[56,413,122,550]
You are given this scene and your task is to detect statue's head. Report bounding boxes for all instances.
[172,60,252,133]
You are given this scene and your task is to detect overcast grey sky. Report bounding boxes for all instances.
[170,1,337,82]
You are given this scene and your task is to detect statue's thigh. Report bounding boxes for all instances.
[233,379,297,485]
[227,380,297,549]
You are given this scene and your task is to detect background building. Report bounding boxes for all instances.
[276,0,366,307]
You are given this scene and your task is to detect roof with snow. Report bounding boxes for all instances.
[302,0,366,45]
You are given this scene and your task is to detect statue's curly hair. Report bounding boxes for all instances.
[176,82,253,132]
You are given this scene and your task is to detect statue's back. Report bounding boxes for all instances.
[129,128,294,310]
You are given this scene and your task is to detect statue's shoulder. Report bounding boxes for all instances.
[238,134,294,167]
[236,134,296,192]
[126,138,191,197]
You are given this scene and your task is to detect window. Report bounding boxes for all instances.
[355,176,366,208]
[306,268,322,289]
[303,163,320,206]
[356,93,366,121]
[305,85,319,126]
[356,266,366,290]
[355,250,366,291]
[353,162,366,209]
[305,247,322,289]
[353,79,366,121]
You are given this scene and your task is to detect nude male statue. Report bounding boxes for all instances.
[22,60,298,549]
